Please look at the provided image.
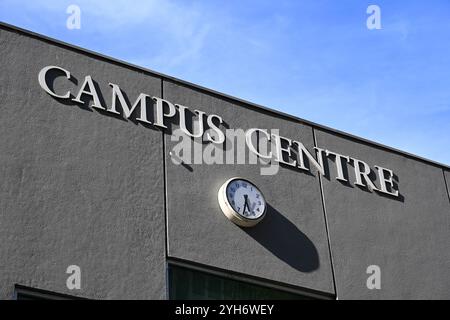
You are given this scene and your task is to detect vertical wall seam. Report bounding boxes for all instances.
[443,169,450,205]
[312,127,338,299]
[161,78,170,299]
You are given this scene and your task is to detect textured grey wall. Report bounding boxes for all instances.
[1,23,449,300]
[316,129,450,299]
[0,27,166,299]
[163,79,334,295]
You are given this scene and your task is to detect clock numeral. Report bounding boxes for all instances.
[256,194,260,199]
[242,183,247,188]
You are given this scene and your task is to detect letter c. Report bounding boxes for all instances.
[246,128,272,159]
[38,65,72,99]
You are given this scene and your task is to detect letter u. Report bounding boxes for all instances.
[176,104,206,138]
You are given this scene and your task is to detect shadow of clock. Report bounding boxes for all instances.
[244,204,319,273]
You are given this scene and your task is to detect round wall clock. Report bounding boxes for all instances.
[218,177,267,227]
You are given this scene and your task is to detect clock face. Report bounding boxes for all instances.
[225,179,266,220]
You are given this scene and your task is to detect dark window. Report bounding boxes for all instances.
[14,285,84,300]
[168,264,311,300]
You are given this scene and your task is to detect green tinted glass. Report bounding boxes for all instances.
[169,265,309,300]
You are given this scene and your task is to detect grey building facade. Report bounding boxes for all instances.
[0,22,449,300]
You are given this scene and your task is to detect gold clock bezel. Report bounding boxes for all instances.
[218,177,267,227]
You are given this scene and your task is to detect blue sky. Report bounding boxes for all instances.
[1,0,449,165]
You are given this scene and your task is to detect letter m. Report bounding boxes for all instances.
[108,83,151,124]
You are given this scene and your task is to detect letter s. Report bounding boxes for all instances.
[206,114,225,144]
[38,65,72,99]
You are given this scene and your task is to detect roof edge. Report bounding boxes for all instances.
[1,21,449,170]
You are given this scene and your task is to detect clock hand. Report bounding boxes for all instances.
[243,195,251,214]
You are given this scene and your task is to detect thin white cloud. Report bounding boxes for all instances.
[83,0,212,68]
[5,0,212,68]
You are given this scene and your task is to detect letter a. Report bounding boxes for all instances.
[66,265,81,290]
[366,265,381,290]
[366,5,381,30]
